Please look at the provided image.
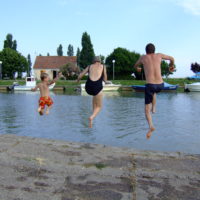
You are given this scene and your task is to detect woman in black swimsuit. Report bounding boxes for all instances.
[77,56,108,128]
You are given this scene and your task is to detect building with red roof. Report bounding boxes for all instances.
[33,56,77,80]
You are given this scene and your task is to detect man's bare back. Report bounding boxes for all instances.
[135,53,175,84]
[140,54,163,84]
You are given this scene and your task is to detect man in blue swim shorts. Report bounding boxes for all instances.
[134,43,175,139]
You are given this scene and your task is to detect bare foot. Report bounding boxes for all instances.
[152,107,156,114]
[88,117,93,128]
[146,127,155,139]
[46,108,50,115]
[38,106,42,113]
[39,110,44,116]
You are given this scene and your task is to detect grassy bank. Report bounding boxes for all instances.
[112,78,199,87]
[0,78,198,88]
[0,80,25,85]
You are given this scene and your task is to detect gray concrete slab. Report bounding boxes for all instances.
[0,134,199,200]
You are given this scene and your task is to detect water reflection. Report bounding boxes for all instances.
[0,91,200,154]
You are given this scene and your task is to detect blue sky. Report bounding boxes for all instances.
[0,0,200,77]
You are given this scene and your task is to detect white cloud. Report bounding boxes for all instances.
[153,0,200,16]
[175,0,200,16]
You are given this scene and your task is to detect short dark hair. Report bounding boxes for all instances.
[40,73,49,81]
[145,43,155,54]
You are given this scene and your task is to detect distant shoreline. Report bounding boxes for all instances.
[0,78,198,93]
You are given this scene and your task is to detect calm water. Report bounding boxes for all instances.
[0,91,199,154]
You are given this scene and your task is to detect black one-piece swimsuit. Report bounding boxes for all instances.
[85,66,104,96]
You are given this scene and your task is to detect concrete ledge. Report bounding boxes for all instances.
[0,85,8,91]
[0,134,199,200]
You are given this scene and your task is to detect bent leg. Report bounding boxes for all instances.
[38,106,42,113]
[89,91,103,128]
[46,98,53,115]
[145,104,155,139]
[38,106,44,116]
[152,93,156,113]
[46,105,52,115]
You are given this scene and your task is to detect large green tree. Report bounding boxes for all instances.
[57,44,63,56]
[4,34,17,50]
[0,48,28,79]
[67,44,74,56]
[76,47,81,67]
[79,32,95,69]
[12,40,17,51]
[60,62,80,79]
[106,47,140,79]
[27,54,32,76]
[161,61,176,78]
[106,48,176,79]
[100,55,105,64]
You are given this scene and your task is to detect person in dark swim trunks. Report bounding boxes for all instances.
[134,43,175,139]
[145,83,164,105]
[77,56,108,128]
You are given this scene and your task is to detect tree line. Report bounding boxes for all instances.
[74,32,175,79]
[0,32,178,80]
[55,32,95,70]
[58,32,175,80]
[0,34,31,79]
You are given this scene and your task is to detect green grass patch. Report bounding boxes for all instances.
[95,163,107,170]
[113,78,199,87]
[0,78,198,93]
[83,163,107,170]
[62,145,69,148]
[0,80,25,85]
[22,157,37,162]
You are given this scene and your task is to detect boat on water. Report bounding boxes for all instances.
[81,81,121,93]
[7,77,55,91]
[184,82,200,92]
[132,82,179,92]
[188,72,200,80]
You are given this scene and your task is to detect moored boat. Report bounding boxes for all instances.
[81,82,121,93]
[132,82,179,92]
[184,82,200,92]
[8,77,55,91]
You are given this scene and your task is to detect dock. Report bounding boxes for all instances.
[0,85,9,91]
[0,134,199,200]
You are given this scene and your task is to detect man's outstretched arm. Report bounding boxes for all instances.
[160,54,175,67]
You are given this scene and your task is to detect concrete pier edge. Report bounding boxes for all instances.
[0,134,199,200]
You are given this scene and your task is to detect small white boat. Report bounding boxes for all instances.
[81,82,121,93]
[185,82,200,92]
[13,77,55,91]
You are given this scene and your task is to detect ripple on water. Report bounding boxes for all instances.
[0,92,200,154]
